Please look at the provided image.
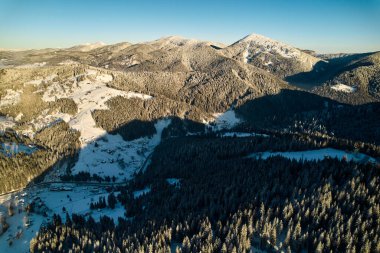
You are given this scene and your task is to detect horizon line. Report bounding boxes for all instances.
[1,33,379,55]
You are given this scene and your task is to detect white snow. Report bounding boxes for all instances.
[212,109,241,130]
[29,110,72,133]
[0,185,125,253]
[24,74,57,87]
[243,44,249,63]
[247,148,377,164]
[166,178,181,187]
[240,34,300,59]
[133,187,151,199]
[0,116,15,130]
[23,67,161,180]
[68,42,106,52]
[331,83,357,93]
[17,67,164,181]
[233,33,320,69]
[95,73,113,83]
[220,132,269,138]
[15,62,46,69]
[69,116,170,181]
[14,113,23,121]
[0,59,9,69]
[1,143,37,156]
[0,89,22,108]
[58,60,79,66]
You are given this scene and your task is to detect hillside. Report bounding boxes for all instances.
[0,34,379,253]
[223,33,321,78]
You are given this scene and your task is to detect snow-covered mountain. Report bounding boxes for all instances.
[67,41,107,52]
[0,33,380,253]
[224,33,321,78]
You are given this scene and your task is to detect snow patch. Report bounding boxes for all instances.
[243,44,249,63]
[14,113,23,121]
[0,142,37,156]
[58,60,79,66]
[247,148,377,164]
[220,132,269,138]
[212,109,241,130]
[15,62,46,69]
[0,89,22,107]
[166,178,181,186]
[331,83,356,93]
[133,187,151,199]
[95,74,113,83]
[0,116,15,130]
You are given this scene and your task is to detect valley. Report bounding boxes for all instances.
[0,33,379,253]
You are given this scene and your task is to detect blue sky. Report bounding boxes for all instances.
[0,0,379,53]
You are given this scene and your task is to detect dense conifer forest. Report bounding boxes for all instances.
[30,135,380,252]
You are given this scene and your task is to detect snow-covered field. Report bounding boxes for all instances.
[20,67,167,180]
[247,148,377,164]
[331,83,357,93]
[0,68,172,252]
[70,118,171,181]
[0,185,125,253]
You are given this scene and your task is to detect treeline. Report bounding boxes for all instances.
[32,135,380,252]
[0,121,80,194]
[92,96,209,141]
[60,171,116,183]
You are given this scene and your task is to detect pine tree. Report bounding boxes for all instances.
[108,193,117,209]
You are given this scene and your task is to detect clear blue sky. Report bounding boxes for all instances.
[0,0,379,53]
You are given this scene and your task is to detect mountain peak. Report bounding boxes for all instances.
[241,33,272,41]
[235,33,283,46]
[68,41,106,51]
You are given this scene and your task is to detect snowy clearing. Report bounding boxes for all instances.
[247,148,377,164]
[331,83,357,93]
[70,118,171,181]
[211,109,241,130]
